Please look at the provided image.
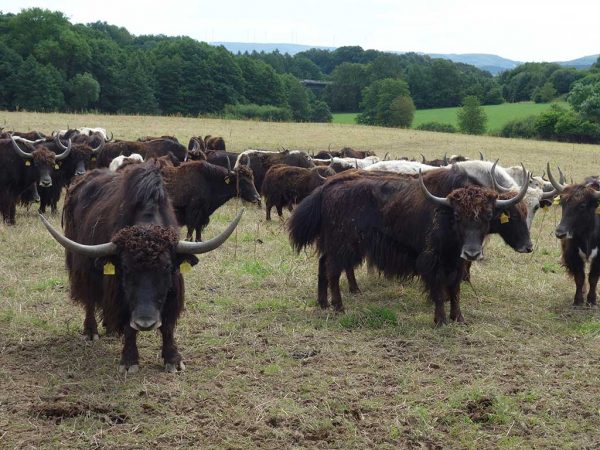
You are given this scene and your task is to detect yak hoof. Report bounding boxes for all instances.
[165,361,185,373]
[118,364,139,375]
[83,333,99,341]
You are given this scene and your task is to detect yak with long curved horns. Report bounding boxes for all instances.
[40,160,243,373]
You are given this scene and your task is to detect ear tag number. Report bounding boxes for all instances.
[224,177,231,184]
[25,160,31,166]
[500,212,510,224]
[553,197,560,206]
[103,262,116,275]
[180,261,192,273]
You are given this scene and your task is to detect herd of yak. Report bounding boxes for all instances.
[0,126,596,373]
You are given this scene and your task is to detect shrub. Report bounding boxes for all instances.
[223,103,292,122]
[500,116,538,139]
[457,95,487,134]
[415,122,457,133]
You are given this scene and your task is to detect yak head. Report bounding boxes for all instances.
[419,169,529,261]
[233,164,261,206]
[490,191,533,253]
[40,211,244,332]
[547,164,599,240]
[11,135,71,187]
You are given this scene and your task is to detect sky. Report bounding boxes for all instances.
[3,0,599,62]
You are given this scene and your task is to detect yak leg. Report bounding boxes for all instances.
[345,267,361,294]
[430,287,447,326]
[448,277,465,323]
[587,259,600,306]
[194,227,202,242]
[119,326,139,374]
[317,255,329,309]
[185,226,194,241]
[83,302,99,341]
[327,261,345,312]
[8,200,16,225]
[161,324,184,372]
[265,201,273,221]
[276,203,284,220]
[572,261,586,306]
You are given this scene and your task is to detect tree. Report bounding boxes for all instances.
[68,72,100,110]
[12,56,65,111]
[387,96,415,128]
[532,82,557,103]
[457,96,487,134]
[357,78,412,126]
[282,74,311,121]
[114,54,158,114]
[309,100,332,123]
[323,63,369,112]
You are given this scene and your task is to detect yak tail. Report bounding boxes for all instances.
[288,187,323,253]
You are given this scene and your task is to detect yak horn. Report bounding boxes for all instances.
[10,135,33,159]
[55,138,72,161]
[495,166,530,208]
[443,153,448,165]
[490,159,512,193]
[91,135,105,153]
[479,151,485,161]
[557,166,567,185]
[40,214,117,257]
[546,163,565,193]
[421,154,426,163]
[418,169,451,207]
[177,209,244,254]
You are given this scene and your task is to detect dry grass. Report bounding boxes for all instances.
[1,111,600,448]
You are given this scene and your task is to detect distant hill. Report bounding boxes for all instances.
[210,42,335,55]
[210,42,598,74]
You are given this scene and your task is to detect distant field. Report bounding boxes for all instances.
[332,101,568,132]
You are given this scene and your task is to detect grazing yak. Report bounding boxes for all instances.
[288,167,530,324]
[0,136,71,224]
[40,160,244,373]
[261,165,336,220]
[204,135,226,151]
[329,156,379,172]
[235,149,314,191]
[161,159,261,241]
[206,150,240,169]
[93,138,191,168]
[547,164,600,306]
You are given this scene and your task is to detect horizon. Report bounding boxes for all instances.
[2,0,600,63]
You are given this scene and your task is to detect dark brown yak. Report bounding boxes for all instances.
[261,165,336,220]
[547,164,600,306]
[40,160,243,373]
[0,136,71,224]
[162,160,261,241]
[93,138,192,168]
[288,167,529,324]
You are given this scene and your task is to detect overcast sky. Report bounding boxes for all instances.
[3,0,599,62]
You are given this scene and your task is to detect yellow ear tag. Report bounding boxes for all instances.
[91,157,96,161]
[179,261,192,273]
[596,205,600,215]
[500,212,510,224]
[25,160,31,166]
[224,177,231,184]
[103,262,116,275]
[54,164,60,169]
[553,197,560,206]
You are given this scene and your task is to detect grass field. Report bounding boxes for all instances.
[332,101,568,133]
[2,111,600,448]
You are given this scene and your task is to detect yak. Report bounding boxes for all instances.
[161,159,261,241]
[40,160,244,373]
[93,138,191,168]
[0,136,71,224]
[288,166,530,324]
[235,149,314,192]
[547,164,600,306]
[261,165,336,221]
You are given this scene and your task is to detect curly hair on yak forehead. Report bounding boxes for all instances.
[111,225,179,269]
[560,184,598,203]
[447,185,497,220]
[32,146,56,165]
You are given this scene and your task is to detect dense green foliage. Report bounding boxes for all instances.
[415,122,457,133]
[457,96,487,134]
[357,78,412,127]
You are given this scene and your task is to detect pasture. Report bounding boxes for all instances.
[2,111,600,448]
[333,101,568,133]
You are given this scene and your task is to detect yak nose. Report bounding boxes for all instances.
[75,170,86,176]
[555,229,568,239]
[519,243,534,253]
[130,318,161,332]
[39,179,52,188]
[461,249,483,261]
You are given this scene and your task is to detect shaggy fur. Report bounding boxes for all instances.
[94,138,188,168]
[288,167,532,324]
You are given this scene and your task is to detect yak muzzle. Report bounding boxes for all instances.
[130,318,162,332]
[39,178,52,188]
[461,248,483,261]
[555,228,572,240]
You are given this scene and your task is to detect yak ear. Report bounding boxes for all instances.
[175,254,199,268]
